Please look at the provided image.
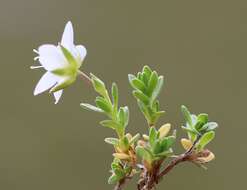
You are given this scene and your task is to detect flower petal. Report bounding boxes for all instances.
[53,90,63,104]
[76,45,87,67]
[38,44,67,71]
[61,21,74,51]
[34,72,58,95]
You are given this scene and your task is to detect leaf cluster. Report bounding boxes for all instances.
[136,126,175,168]
[108,158,132,184]
[128,66,165,126]
[81,74,129,138]
[181,105,218,151]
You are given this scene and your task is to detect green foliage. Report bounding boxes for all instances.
[78,67,218,187]
[128,66,165,126]
[136,146,153,163]
[105,138,119,145]
[181,105,218,142]
[129,133,140,145]
[197,131,215,151]
[136,127,175,163]
[80,75,129,138]
[59,44,78,69]
[108,158,131,184]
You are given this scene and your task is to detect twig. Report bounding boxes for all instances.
[137,137,201,190]
[157,136,201,181]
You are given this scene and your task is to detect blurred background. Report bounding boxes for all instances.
[0,0,246,189]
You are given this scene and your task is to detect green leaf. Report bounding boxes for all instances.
[51,67,75,76]
[153,140,163,154]
[141,72,149,86]
[59,45,78,68]
[114,168,125,178]
[108,174,119,184]
[149,127,157,146]
[151,76,164,103]
[119,136,129,151]
[49,77,75,93]
[128,74,135,82]
[129,133,140,145]
[90,73,108,97]
[201,122,218,132]
[147,71,158,96]
[80,103,103,113]
[153,100,160,111]
[130,78,146,92]
[137,100,150,118]
[100,120,121,130]
[191,114,198,126]
[198,131,215,150]
[104,138,119,145]
[118,106,129,128]
[143,65,152,78]
[150,111,165,125]
[194,121,205,131]
[136,146,153,162]
[124,166,132,174]
[181,105,192,127]
[133,90,150,105]
[137,72,142,80]
[95,97,112,114]
[160,136,176,151]
[111,162,120,171]
[197,113,208,125]
[155,149,173,158]
[181,126,200,135]
[111,83,118,113]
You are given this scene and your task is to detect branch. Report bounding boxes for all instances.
[158,136,201,180]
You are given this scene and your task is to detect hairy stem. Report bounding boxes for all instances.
[77,70,92,85]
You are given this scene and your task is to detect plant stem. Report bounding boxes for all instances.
[157,137,201,184]
[138,137,201,190]
[77,70,92,86]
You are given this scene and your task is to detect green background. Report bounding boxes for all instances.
[0,0,246,189]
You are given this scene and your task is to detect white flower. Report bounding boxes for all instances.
[31,21,87,104]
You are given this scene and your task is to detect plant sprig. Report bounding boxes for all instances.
[128,66,165,126]
[79,67,218,190]
[80,74,140,186]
